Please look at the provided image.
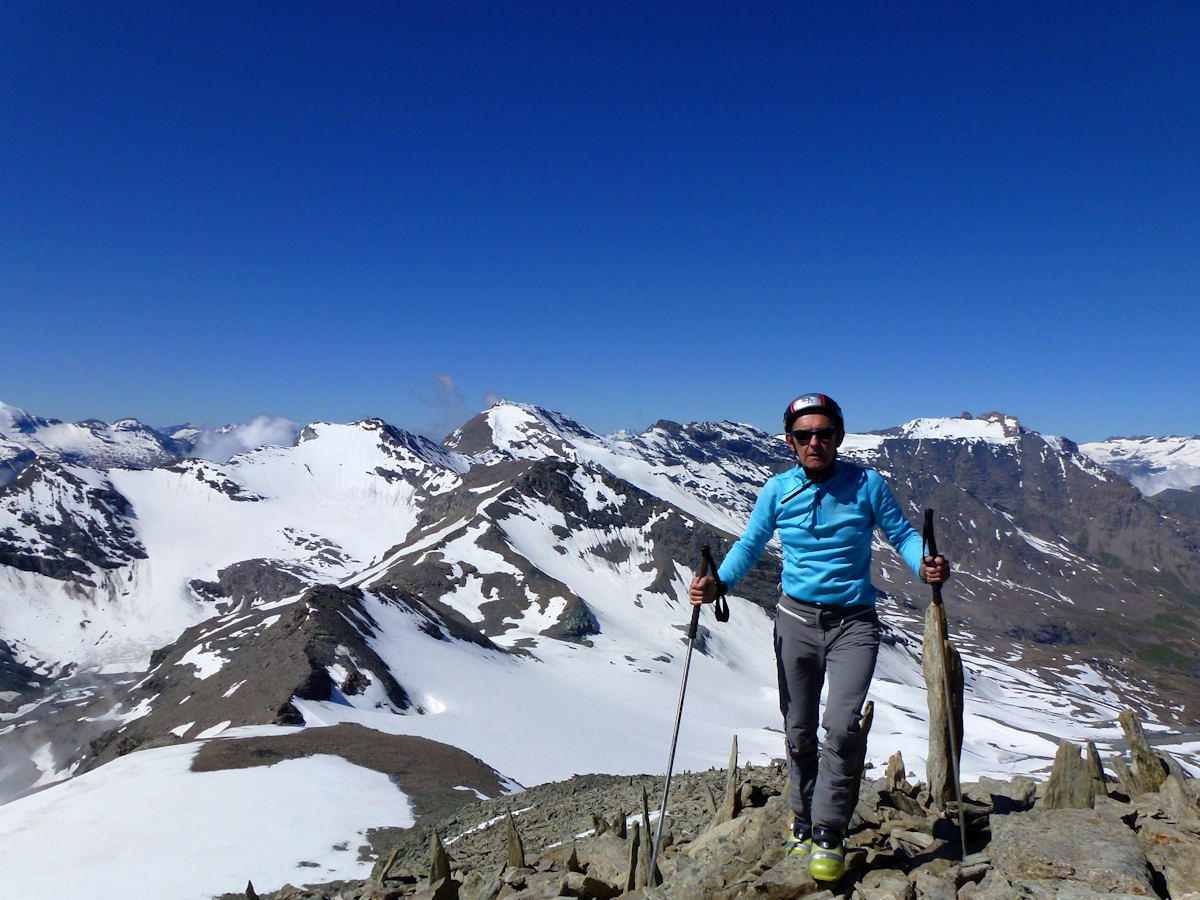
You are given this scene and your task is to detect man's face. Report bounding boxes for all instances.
[785,412,843,472]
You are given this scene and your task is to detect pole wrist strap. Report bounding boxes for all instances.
[714,577,729,623]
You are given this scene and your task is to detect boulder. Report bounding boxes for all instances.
[711,735,741,827]
[1137,817,1200,897]
[568,833,631,888]
[963,776,1035,813]
[686,795,787,862]
[854,868,914,900]
[910,866,956,900]
[748,851,822,898]
[967,869,1022,899]
[990,808,1153,895]
[564,871,622,900]
[413,876,461,900]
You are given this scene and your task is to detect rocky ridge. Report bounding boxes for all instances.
[222,711,1200,900]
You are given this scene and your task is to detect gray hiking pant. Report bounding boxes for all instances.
[774,598,880,832]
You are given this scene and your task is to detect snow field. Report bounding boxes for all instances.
[0,739,414,900]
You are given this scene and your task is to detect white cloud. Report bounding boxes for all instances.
[188,416,301,463]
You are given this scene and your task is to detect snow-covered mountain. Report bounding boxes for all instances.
[0,401,186,475]
[1079,434,1200,496]
[2,400,1199,899]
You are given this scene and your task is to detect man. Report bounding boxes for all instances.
[690,393,950,882]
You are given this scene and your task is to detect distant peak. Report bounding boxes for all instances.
[975,411,1026,437]
[896,412,1027,443]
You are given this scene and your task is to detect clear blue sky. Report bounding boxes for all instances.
[3,2,1197,442]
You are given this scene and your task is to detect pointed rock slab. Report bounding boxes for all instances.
[711,734,741,827]
[1109,753,1141,797]
[1039,739,1095,810]
[1160,747,1192,782]
[1119,708,1168,793]
[505,810,526,869]
[884,750,910,793]
[1085,740,1108,797]
[1159,773,1200,829]
[922,599,964,809]
[430,830,451,885]
[911,866,957,900]
[640,786,662,887]
[846,701,874,817]
[1132,774,1200,837]
[625,819,641,893]
[611,810,627,839]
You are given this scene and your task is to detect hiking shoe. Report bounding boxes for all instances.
[808,826,845,882]
[784,818,811,857]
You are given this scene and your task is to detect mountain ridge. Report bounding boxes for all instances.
[3,397,1200,897]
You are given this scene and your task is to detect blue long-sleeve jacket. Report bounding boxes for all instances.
[717,460,924,608]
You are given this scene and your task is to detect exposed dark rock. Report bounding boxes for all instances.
[84,584,415,769]
[1002,622,1089,646]
[540,597,601,643]
[193,723,509,825]
[160,458,265,501]
[0,637,50,708]
[201,558,310,607]
[0,459,146,579]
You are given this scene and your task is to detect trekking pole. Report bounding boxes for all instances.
[923,509,968,858]
[648,545,719,883]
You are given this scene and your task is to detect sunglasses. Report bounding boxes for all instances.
[789,426,838,444]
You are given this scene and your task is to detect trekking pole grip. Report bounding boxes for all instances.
[688,547,711,641]
[923,508,943,606]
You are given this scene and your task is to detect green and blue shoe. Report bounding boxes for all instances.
[808,826,845,881]
[785,818,811,857]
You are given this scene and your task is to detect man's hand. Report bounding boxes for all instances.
[921,555,951,585]
[689,575,719,606]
